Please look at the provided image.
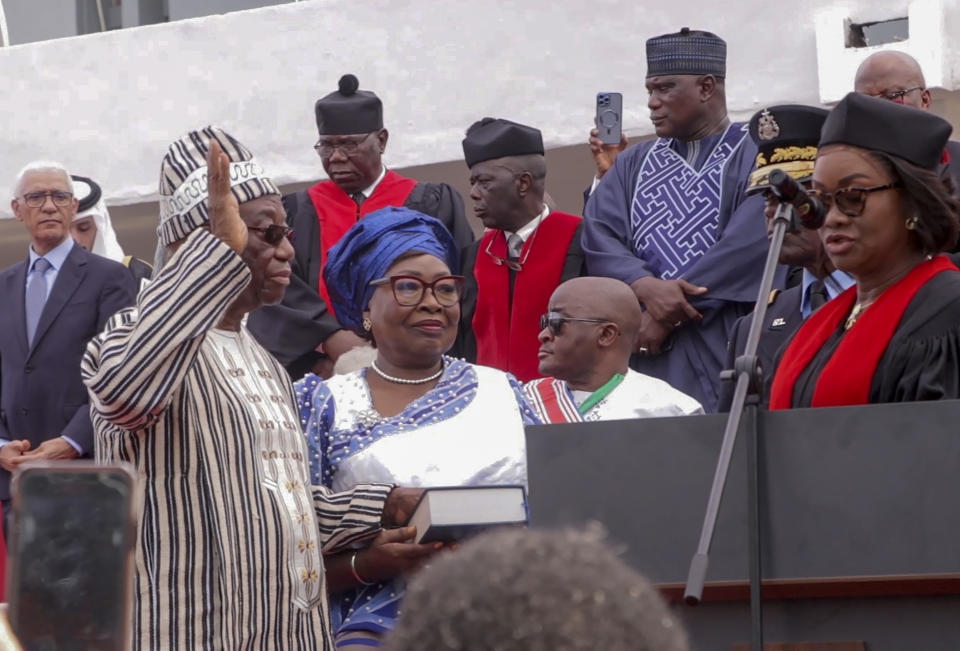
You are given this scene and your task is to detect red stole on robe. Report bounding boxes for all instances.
[307,170,418,315]
[769,255,958,410]
[472,212,581,382]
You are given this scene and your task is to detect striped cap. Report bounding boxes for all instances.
[646,27,726,78]
[157,126,279,246]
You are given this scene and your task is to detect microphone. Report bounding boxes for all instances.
[768,169,825,229]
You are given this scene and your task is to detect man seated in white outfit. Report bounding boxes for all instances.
[525,277,703,422]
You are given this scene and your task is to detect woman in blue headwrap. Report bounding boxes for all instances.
[295,206,537,649]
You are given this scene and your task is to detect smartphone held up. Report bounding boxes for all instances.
[595,92,623,145]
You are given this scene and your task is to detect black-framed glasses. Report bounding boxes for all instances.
[21,191,73,208]
[539,312,610,336]
[369,275,465,307]
[313,132,374,158]
[807,183,902,218]
[869,87,924,103]
[248,224,294,245]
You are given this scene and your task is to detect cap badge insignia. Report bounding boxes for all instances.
[757,109,780,141]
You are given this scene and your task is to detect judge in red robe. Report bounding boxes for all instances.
[247,75,474,379]
[770,93,960,408]
[456,118,586,382]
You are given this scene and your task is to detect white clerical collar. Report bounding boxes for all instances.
[509,204,550,243]
[357,166,387,199]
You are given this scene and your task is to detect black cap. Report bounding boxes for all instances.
[820,92,952,170]
[646,27,726,78]
[314,74,384,136]
[747,105,829,194]
[71,174,101,212]
[462,118,544,168]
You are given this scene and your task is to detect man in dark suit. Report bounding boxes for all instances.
[719,106,854,411]
[0,162,135,529]
[457,118,586,382]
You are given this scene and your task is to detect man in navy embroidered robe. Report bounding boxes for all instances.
[583,28,768,412]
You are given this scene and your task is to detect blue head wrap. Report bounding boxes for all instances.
[324,206,461,334]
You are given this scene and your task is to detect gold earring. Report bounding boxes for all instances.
[906,216,919,230]
[362,316,372,331]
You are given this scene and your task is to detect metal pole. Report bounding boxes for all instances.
[0,0,10,48]
[96,0,107,32]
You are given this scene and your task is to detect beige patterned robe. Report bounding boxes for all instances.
[82,229,389,650]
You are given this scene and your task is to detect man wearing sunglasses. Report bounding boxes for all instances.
[525,277,701,423]
[247,74,474,381]
[0,161,135,537]
[458,118,587,382]
[854,50,960,196]
[718,106,855,411]
[83,127,421,650]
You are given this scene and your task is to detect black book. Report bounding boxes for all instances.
[406,485,528,544]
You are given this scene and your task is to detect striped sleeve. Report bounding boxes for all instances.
[312,483,392,554]
[82,229,251,431]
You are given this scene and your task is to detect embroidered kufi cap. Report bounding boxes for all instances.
[646,27,726,78]
[462,117,544,168]
[324,207,459,335]
[156,126,278,247]
[819,92,952,170]
[747,105,829,194]
[315,74,384,136]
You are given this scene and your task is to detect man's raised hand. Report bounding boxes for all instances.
[206,140,247,254]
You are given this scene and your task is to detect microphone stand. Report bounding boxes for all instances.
[683,199,799,651]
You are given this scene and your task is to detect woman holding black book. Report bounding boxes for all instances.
[295,207,536,650]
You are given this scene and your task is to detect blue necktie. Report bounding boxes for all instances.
[26,257,51,346]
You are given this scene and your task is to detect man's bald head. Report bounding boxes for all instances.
[553,276,641,339]
[537,277,640,388]
[854,51,930,110]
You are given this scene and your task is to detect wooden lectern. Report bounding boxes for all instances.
[525,400,960,651]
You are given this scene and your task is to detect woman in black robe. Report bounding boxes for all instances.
[770,92,960,408]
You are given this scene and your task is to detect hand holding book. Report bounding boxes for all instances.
[351,526,443,586]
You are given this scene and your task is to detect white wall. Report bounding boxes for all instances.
[0,0,958,216]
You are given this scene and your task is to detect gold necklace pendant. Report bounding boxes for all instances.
[844,300,874,330]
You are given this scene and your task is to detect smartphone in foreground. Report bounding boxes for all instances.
[596,92,623,145]
[6,463,136,651]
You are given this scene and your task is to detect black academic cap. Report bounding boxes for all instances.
[646,27,726,78]
[71,174,102,212]
[747,105,829,194]
[462,118,544,168]
[819,92,952,170]
[314,74,383,136]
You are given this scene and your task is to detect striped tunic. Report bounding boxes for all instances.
[82,229,390,650]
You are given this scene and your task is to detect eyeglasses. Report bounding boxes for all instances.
[483,216,543,272]
[20,191,73,208]
[369,275,465,307]
[247,224,294,245]
[807,183,902,218]
[314,133,374,158]
[869,87,924,103]
[539,312,610,336]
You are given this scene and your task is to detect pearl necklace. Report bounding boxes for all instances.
[371,359,444,385]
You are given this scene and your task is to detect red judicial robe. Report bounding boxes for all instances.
[457,211,585,382]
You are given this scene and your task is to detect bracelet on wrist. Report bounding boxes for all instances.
[350,551,376,586]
